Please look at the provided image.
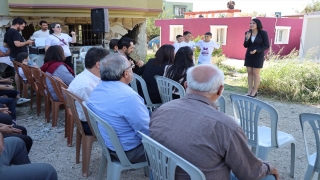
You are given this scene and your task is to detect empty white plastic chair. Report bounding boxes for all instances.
[74,46,92,75]
[154,75,185,103]
[299,113,320,180]
[217,95,226,113]
[230,94,295,177]
[130,73,162,111]
[139,131,206,180]
[82,102,148,180]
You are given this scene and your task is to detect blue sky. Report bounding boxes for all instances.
[165,0,313,15]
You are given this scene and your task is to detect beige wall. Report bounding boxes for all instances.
[300,15,320,59]
[0,1,9,15]
[7,0,162,18]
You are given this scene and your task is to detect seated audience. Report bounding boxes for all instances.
[0,103,33,153]
[68,47,109,135]
[109,39,119,54]
[150,64,279,180]
[118,37,144,73]
[0,46,10,57]
[0,97,17,124]
[15,52,38,83]
[0,135,57,180]
[163,46,194,99]
[137,44,175,104]
[41,45,74,101]
[88,53,149,163]
[0,82,30,105]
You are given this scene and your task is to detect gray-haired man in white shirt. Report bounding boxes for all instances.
[68,47,109,135]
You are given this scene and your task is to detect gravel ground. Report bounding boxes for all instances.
[16,90,320,180]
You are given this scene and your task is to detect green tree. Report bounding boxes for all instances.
[146,5,173,41]
[302,0,320,14]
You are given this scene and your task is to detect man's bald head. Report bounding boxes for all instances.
[186,64,224,93]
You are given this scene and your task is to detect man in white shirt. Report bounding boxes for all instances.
[30,20,49,39]
[180,31,196,52]
[173,34,183,53]
[68,47,109,135]
[196,32,220,64]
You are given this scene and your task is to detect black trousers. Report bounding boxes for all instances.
[0,97,17,119]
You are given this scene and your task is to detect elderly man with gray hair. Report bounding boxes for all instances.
[88,53,150,163]
[150,64,279,180]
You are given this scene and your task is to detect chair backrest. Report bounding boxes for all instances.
[41,72,65,102]
[154,75,186,103]
[130,73,161,109]
[19,64,37,90]
[230,94,279,147]
[79,46,93,53]
[62,88,96,138]
[82,101,133,167]
[217,95,226,113]
[30,67,46,96]
[52,76,68,104]
[139,132,206,180]
[299,113,320,169]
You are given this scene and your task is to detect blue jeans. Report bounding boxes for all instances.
[230,172,276,180]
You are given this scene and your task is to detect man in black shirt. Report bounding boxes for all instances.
[227,1,235,9]
[3,17,33,95]
[117,37,144,73]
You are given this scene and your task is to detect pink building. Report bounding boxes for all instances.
[156,17,303,60]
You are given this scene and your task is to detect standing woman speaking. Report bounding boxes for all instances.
[45,22,76,70]
[244,18,269,97]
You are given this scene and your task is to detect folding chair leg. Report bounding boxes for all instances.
[76,129,81,164]
[67,113,74,146]
[81,137,95,177]
[290,143,295,178]
[36,93,41,116]
[98,154,107,180]
[45,97,50,123]
[304,164,315,180]
[107,164,121,180]
[51,103,59,127]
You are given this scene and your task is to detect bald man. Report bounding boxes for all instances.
[149,64,279,180]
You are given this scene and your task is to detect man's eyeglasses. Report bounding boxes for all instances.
[123,63,135,75]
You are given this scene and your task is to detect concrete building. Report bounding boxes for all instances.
[0,0,163,60]
[299,14,320,60]
[156,17,303,60]
[163,0,193,18]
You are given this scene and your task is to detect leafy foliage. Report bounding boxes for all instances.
[302,0,320,14]
[146,5,173,41]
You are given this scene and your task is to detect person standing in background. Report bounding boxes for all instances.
[30,20,49,39]
[243,18,269,98]
[180,31,196,63]
[3,17,33,97]
[173,35,183,53]
[196,32,220,65]
[45,22,76,70]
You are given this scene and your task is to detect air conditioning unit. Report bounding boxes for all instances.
[275,12,282,18]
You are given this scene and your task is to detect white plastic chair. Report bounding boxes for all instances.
[139,132,206,180]
[230,94,295,177]
[82,102,148,180]
[217,96,226,113]
[130,73,162,111]
[74,46,92,75]
[299,113,320,180]
[154,75,185,103]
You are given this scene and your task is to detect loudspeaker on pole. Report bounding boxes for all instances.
[91,8,110,33]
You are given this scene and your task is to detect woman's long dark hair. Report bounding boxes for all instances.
[44,45,65,63]
[153,44,175,66]
[252,18,263,31]
[165,46,194,86]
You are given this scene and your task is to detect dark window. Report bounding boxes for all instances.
[68,24,104,46]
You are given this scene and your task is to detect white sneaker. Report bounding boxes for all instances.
[16,98,31,105]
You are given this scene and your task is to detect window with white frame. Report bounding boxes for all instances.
[275,26,291,44]
[210,25,228,45]
[169,25,183,42]
[174,6,186,17]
